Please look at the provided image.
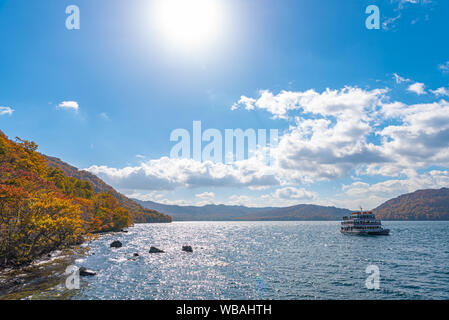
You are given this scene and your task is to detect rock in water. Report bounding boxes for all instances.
[110,241,122,248]
[182,246,193,253]
[149,246,164,253]
[79,267,97,277]
[133,253,139,257]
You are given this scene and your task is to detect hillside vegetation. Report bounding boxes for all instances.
[45,156,171,224]
[241,204,351,221]
[373,188,449,220]
[136,200,351,221]
[138,189,449,222]
[0,130,170,268]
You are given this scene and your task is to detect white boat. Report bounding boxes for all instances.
[340,210,390,236]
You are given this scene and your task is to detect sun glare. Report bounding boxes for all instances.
[154,0,222,49]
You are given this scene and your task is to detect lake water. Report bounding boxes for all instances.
[2,221,449,300]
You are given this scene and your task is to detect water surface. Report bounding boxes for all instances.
[2,221,448,300]
[74,221,449,300]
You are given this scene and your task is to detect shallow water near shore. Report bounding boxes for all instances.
[2,221,449,300]
[0,250,78,300]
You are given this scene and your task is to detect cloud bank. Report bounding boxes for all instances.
[0,106,14,116]
[86,82,449,208]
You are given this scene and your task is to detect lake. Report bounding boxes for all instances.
[1,221,449,300]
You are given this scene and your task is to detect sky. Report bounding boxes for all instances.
[1,0,449,210]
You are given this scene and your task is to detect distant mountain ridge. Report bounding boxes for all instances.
[136,187,449,221]
[45,156,172,223]
[134,199,352,221]
[246,204,352,221]
[373,187,449,220]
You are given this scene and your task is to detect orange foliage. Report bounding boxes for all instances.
[0,131,132,267]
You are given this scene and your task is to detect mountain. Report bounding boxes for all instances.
[242,204,352,221]
[134,199,351,221]
[373,188,449,220]
[1,131,141,267]
[45,156,172,224]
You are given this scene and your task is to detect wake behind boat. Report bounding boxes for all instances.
[341,210,390,236]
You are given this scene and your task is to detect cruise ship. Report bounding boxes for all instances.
[341,210,390,235]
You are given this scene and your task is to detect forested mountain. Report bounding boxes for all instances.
[242,204,351,221]
[138,188,449,221]
[135,200,351,221]
[373,188,449,220]
[45,156,172,224]
[133,200,275,221]
[0,130,170,268]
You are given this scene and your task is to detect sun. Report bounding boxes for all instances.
[153,0,222,49]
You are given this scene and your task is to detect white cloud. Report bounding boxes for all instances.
[126,191,201,206]
[383,0,433,30]
[341,170,449,209]
[87,84,449,209]
[227,195,254,206]
[225,188,317,207]
[93,85,448,189]
[232,87,387,120]
[255,87,390,182]
[407,82,426,95]
[273,187,317,201]
[438,61,449,73]
[100,112,110,120]
[0,106,14,116]
[86,157,281,191]
[430,87,449,97]
[57,101,79,111]
[231,96,256,111]
[393,73,411,84]
[90,87,394,194]
[363,99,449,175]
[383,14,401,30]
[230,87,449,184]
[231,90,302,119]
[273,117,385,182]
[196,191,215,199]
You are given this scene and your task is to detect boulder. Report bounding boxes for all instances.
[182,246,193,253]
[79,267,97,277]
[110,240,122,248]
[149,246,164,253]
[12,279,23,286]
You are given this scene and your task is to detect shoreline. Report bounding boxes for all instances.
[0,249,78,300]
[0,226,136,299]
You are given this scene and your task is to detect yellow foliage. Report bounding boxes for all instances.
[0,131,132,268]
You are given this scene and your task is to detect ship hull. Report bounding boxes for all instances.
[341,229,390,236]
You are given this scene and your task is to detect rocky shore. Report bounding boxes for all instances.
[0,227,195,300]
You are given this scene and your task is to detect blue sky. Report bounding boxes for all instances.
[1,0,449,209]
